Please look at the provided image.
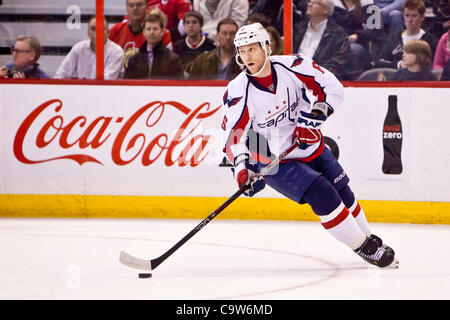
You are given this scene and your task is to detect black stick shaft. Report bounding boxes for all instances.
[150,140,299,270]
[151,187,246,269]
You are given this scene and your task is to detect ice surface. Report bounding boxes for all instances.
[0,218,449,300]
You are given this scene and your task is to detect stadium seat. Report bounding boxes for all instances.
[357,68,398,81]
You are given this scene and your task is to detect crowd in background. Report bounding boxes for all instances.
[1,0,449,81]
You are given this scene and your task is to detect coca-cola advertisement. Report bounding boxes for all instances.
[1,84,235,197]
[1,84,450,203]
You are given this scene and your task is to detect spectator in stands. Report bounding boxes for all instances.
[293,0,351,80]
[192,0,249,40]
[124,13,183,79]
[243,13,284,55]
[374,0,406,34]
[253,0,306,36]
[54,17,124,80]
[266,26,283,55]
[110,0,149,53]
[0,35,48,79]
[375,0,438,69]
[245,12,272,27]
[249,0,284,31]
[390,39,437,80]
[173,10,216,71]
[147,0,192,42]
[432,30,450,80]
[109,0,172,67]
[429,0,450,38]
[332,0,382,79]
[187,18,241,79]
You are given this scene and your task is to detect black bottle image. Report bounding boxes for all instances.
[382,95,403,174]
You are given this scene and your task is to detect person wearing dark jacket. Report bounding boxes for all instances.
[124,13,183,79]
[332,0,382,79]
[375,0,439,69]
[173,10,215,71]
[0,35,49,79]
[187,18,241,80]
[293,0,350,80]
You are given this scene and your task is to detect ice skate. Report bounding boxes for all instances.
[370,234,395,254]
[355,236,398,268]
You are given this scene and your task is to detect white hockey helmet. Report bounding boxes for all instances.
[234,23,272,74]
[234,22,271,51]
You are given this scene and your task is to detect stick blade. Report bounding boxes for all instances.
[119,251,153,270]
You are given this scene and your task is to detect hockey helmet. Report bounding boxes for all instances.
[234,23,272,73]
[234,23,271,50]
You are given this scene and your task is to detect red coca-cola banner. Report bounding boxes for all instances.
[13,98,222,167]
[3,83,450,202]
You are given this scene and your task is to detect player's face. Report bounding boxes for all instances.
[184,16,202,37]
[238,43,267,74]
[404,8,424,31]
[143,21,164,47]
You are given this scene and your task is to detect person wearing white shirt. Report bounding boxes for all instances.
[55,17,124,80]
[193,0,249,41]
[297,18,328,59]
[293,0,350,79]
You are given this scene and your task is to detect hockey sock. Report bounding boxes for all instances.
[348,201,371,237]
[338,186,371,237]
[303,177,366,250]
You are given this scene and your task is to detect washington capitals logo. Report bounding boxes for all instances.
[223,90,242,108]
[291,56,304,67]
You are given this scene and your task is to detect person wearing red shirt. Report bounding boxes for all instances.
[110,0,173,67]
[148,0,192,41]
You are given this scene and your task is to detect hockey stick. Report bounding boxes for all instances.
[119,139,300,271]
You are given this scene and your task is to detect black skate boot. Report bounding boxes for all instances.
[354,236,396,268]
[370,234,395,255]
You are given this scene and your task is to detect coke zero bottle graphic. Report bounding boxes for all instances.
[382,95,403,174]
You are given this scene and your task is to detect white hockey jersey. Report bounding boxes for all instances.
[222,54,344,165]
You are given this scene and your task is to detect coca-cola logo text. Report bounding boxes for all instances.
[383,124,402,139]
[13,99,221,167]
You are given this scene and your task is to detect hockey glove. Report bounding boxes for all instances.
[232,155,265,197]
[292,111,327,149]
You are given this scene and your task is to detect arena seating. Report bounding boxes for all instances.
[0,0,126,77]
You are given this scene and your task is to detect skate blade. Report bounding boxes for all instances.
[386,257,400,269]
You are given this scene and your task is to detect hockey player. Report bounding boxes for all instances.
[222,23,398,268]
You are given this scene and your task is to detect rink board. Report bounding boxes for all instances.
[1,194,449,224]
[1,81,450,224]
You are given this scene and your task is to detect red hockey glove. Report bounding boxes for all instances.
[233,155,265,197]
[292,111,327,149]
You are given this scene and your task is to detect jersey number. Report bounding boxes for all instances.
[221,116,228,130]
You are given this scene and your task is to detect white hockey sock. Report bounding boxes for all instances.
[319,202,366,250]
[348,201,371,237]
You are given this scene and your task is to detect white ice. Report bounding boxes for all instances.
[0,217,449,300]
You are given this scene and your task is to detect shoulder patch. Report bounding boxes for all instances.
[228,96,243,107]
[291,56,304,67]
[224,94,243,108]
